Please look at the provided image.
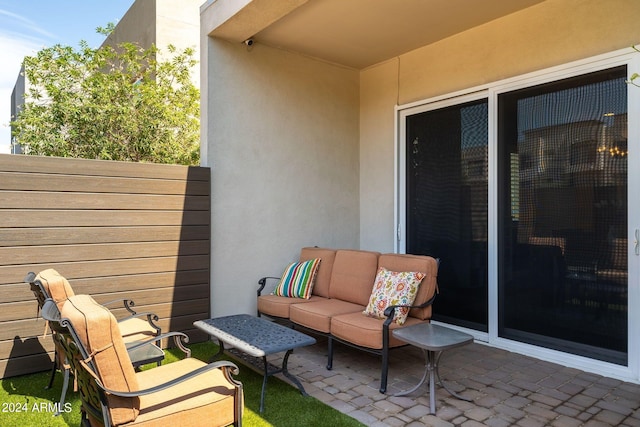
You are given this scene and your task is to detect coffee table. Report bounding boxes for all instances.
[194,314,316,413]
[392,323,473,414]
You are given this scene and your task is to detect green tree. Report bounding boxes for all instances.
[11,37,200,165]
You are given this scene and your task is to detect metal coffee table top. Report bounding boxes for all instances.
[194,314,316,357]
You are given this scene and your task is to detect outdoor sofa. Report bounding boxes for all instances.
[257,247,439,393]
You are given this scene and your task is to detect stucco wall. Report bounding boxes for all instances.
[204,38,360,316]
[359,0,640,252]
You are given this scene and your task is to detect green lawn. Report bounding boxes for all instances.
[0,341,365,427]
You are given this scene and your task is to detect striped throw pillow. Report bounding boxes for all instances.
[272,258,321,299]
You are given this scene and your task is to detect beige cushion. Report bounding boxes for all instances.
[299,247,337,298]
[331,311,429,349]
[257,294,326,319]
[36,268,75,311]
[378,254,439,320]
[290,298,364,333]
[61,295,140,425]
[133,358,238,427]
[118,317,160,343]
[328,250,380,305]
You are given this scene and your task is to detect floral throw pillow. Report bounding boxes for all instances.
[363,267,425,325]
[272,258,321,299]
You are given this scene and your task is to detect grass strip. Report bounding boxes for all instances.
[0,341,365,427]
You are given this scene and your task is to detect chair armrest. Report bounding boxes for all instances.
[382,293,437,327]
[102,298,138,315]
[126,332,191,357]
[257,276,281,296]
[89,360,241,397]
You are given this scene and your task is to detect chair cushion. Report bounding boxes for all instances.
[272,258,321,299]
[363,267,424,325]
[331,311,428,349]
[133,358,238,427]
[61,295,140,425]
[36,268,75,310]
[290,298,364,333]
[299,247,336,298]
[118,317,161,343]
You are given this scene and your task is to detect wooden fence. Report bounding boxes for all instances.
[0,154,210,378]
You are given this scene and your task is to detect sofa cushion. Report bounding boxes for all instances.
[378,254,439,320]
[363,267,425,325]
[290,298,364,333]
[299,247,336,298]
[273,258,321,299]
[258,294,326,319]
[328,250,380,305]
[331,311,429,349]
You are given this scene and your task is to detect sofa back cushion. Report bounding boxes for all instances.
[299,247,337,298]
[329,250,380,305]
[378,254,439,320]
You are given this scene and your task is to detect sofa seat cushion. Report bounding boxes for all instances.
[290,299,364,333]
[258,295,327,319]
[330,312,429,349]
[133,357,238,427]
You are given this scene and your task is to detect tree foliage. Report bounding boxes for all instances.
[11,39,200,165]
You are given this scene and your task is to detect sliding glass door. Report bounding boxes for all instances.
[400,62,631,366]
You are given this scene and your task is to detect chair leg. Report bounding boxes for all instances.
[380,345,389,394]
[55,367,70,416]
[46,356,57,389]
[326,336,333,370]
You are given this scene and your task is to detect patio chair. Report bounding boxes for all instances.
[25,269,179,414]
[40,295,243,427]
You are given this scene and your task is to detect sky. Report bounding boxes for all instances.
[0,0,135,154]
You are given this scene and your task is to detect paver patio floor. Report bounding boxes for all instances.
[272,334,640,426]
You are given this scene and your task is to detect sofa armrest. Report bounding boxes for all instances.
[257,276,281,296]
[382,293,437,326]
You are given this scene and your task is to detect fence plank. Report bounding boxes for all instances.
[0,226,209,247]
[0,190,209,210]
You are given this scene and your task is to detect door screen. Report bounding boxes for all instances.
[406,99,488,331]
[498,66,628,364]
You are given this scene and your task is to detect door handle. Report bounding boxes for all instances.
[635,229,639,256]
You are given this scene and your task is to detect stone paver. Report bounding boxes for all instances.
[270,336,640,426]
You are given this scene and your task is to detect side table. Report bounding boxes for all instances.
[392,323,473,414]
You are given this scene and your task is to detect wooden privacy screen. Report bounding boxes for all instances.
[0,154,210,378]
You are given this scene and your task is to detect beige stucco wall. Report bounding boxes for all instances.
[359,0,640,252]
[204,38,360,316]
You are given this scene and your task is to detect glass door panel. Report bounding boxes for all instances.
[497,66,628,364]
[406,99,488,331]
